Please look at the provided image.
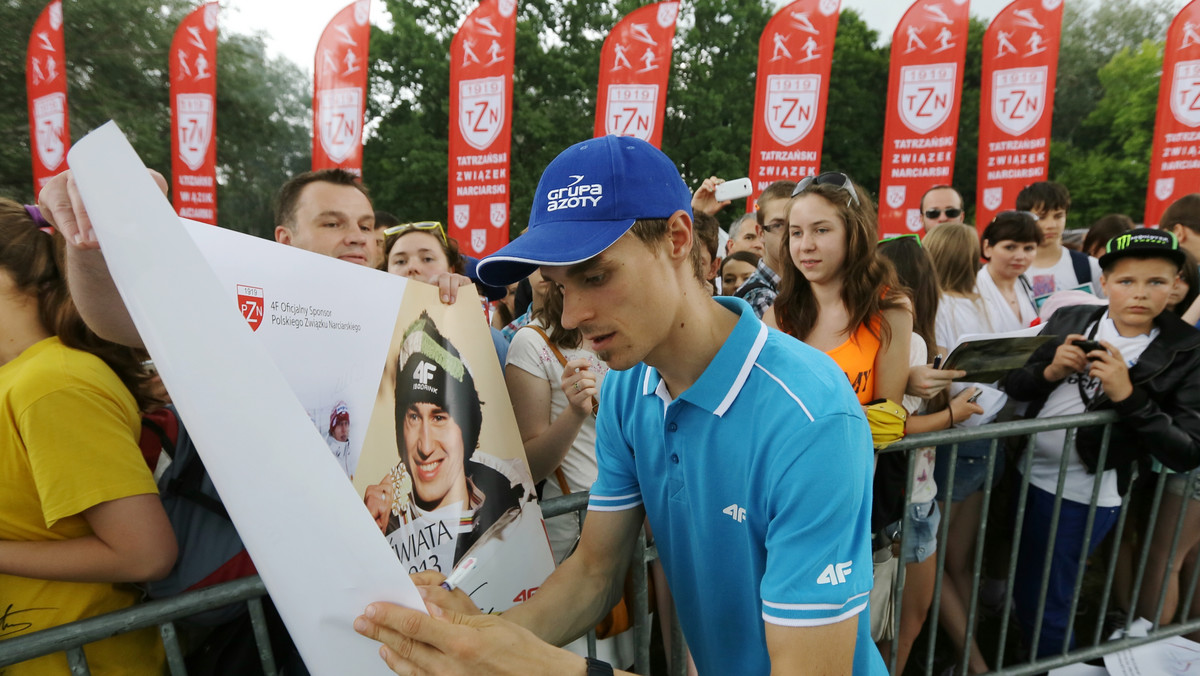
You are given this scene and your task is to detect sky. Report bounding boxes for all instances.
[220,0,1097,75]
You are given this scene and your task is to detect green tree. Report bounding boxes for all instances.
[1052,40,1164,227]
[821,9,888,199]
[1053,0,1174,145]
[0,0,310,237]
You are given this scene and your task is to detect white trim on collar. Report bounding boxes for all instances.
[713,323,769,417]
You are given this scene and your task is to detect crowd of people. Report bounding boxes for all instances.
[4,137,1200,676]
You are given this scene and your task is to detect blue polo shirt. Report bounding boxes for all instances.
[589,297,884,675]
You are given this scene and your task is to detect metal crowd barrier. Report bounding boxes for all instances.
[4,411,1199,675]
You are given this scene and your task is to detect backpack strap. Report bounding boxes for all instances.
[523,325,599,415]
[1068,249,1093,285]
[157,406,232,521]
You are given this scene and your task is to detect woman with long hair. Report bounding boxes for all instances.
[765,173,912,409]
[0,201,176,675]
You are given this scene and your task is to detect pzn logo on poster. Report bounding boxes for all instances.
[237,284,264,332]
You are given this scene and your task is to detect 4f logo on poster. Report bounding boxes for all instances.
[318,87,363,163]
[898,63,957,134]
[1171,61,1200,128]
[765,75,820,146]
[236,284,264,332]
[992,67,1047,136]
[32,93,67,171]
[459,76,505,151]
[605,84,658,141]
[176,93,214,171]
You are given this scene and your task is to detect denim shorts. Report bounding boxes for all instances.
[1165,471,1200,501]
[893,500,940,564]
[934,438,1005,503]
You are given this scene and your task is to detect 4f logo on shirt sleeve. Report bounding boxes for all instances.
[817,561,853,586]
[722,504,746,523]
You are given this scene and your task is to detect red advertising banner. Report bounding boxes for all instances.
[593,1,680,148]
[976,0,1063,230]
[170,2,219,225]
[747,0,841,209]
[26,0,68,194]
[448,0,516,258]
[878,0,971,236]
[312,0,370,175]
[1146,0,1200,227]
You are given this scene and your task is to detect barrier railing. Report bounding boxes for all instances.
[3,411,1198,675]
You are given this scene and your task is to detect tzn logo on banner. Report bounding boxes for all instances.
[898,62,957,134]
[605,84,658,141]
[983,187,1004,211]
[459,76,505,150]
[33,92,67,171]
[318,87,362,163]
[765,74,821,146]
[992,66,1047,136]
[886,185,906,209]
[490,202,506,228]
[1171,60,1200,128]
[454,204,469,228]
[176,93,214,171]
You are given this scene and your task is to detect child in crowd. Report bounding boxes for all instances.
[1017,181,1104,299]
[0,201,176,675]
[718,250,759,296]
[1004,229,1200,659]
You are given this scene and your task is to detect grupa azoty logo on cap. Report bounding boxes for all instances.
[546,174,604,212]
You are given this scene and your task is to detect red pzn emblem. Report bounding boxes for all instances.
[236,284,264,332]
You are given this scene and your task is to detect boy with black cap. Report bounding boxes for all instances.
[1003,228,1200,659]
[354,135,886,675]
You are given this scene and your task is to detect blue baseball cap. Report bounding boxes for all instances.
[476,136,692,286]
[460,255,508,302]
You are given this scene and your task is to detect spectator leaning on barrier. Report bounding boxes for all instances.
[1003,228,1200,659]
[354,136,887,675]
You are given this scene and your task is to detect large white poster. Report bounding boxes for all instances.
[68,122,553,674]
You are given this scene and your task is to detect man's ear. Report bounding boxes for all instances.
[275,225,293,245]
[1174,223,1190,245]
[666,210,693,260]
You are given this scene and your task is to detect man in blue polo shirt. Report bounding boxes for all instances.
[354,136,886,676]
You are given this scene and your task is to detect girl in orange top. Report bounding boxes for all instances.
[764,173,911,409]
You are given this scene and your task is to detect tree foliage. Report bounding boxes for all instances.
[0,0,310,237]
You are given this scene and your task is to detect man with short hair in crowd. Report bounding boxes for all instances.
[272,168,377,268]
[372,210,401,268]
[1018,180,1104,299]
[727,211,764,258]
[919,184,965,231]
[353,136,886,675]
[734,179,794,318]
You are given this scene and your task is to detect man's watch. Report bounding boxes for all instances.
[586,657,614,676]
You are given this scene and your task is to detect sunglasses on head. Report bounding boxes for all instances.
[924,208,962,220]
[879,233,921,247]
[792,172,860,207]
[384,221,447,245]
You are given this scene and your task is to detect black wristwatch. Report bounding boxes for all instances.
[586,657,614,676]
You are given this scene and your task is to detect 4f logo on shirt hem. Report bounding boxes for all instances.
[817,561,853,586]
[722,504,746,523]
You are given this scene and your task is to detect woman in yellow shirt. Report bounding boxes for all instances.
[0,200,176,675]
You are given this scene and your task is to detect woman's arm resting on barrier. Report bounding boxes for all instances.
[0,494,177,583]
[765,617,857,675]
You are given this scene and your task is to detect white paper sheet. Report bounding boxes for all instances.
[68,122,419,676]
